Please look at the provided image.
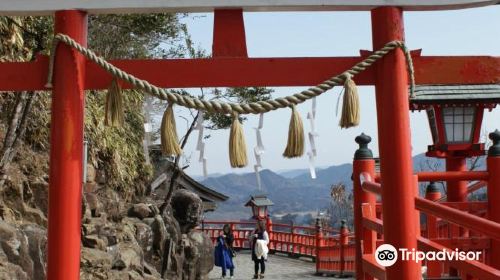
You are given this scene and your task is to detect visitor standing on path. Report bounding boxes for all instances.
[214,224,235,279]
[221,224,236,278]
[250,219,269,279]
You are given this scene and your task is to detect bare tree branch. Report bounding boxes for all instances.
[159,111,200,213]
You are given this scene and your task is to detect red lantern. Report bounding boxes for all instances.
[245,194,273,219]
[410,85,500,158]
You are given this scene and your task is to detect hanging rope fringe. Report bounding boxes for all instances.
[307,98,318,179]
[195,111,208,177]
[229,113,248,168]
[46,34,415,115]
[104,78,124,127]
[283,105,305,158]
[254,113,265,190]
[160,103,182,156]
[339,74,360,129]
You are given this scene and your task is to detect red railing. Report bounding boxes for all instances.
[316,233,356,276]
[201,219,355,276]
[437,181,488,202]
[202,168,499,279]
[416,171,489,182]
[271,223,318,256]
[202,220,256,249]
[359,171,500,280]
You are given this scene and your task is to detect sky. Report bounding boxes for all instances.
[168,6,500,177]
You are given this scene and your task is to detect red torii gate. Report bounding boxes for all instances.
[1,2,500,280]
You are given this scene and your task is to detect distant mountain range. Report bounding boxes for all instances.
[276,168,314,179]
[201,168,341,220]
[200,162,361,220]
[201,153,486,220]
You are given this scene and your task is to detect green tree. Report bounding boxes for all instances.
[0,14,190,198]
[84,14,192,196]
[0,17,52,190]
[0,14,274,204]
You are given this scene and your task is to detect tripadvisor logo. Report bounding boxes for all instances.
[375,244,481,267]
[375,244,398,267]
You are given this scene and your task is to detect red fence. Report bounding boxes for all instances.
[317,233,356,276]
[201,220,355,276]
[202,158,500,279]
[358,171,500,280]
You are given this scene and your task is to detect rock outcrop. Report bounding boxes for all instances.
[78,187,214,280]
[0,171,214,280]
[0,221,46,280]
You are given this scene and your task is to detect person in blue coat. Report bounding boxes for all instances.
[214,224,235,279]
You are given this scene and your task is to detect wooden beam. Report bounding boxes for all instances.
[0,55,499,91]
[361,216,384,234]
[362,254,386,280]
[418,237,500,279]
[0,0,499,15]
[429,237,490,251]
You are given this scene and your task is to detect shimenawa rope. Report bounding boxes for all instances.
[45,33,416,116]
[44,33,416,167]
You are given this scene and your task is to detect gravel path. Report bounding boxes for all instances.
[208,251,353,280]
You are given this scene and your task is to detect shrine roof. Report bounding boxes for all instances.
[245,194,274,207]
[410,84,500,105]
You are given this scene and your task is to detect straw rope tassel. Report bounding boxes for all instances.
[339,74,360,128]
[229,113,248,168]
[104,78,124,127]
[160,103,182,156]
[283,105,305,158]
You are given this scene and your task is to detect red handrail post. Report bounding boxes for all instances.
[487,130,500,270]
[425,182,442,278]
[340,220,349,277]
[371,7,420,279]
[315,218,324,273]
[290,221,296,255]
[47,10,87,280]
[266,215,274,250]
[353,133,376,280]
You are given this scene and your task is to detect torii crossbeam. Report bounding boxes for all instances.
[0,2,499,280]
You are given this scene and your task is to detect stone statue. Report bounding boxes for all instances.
[171,189,203,234]
[163,189,214,280]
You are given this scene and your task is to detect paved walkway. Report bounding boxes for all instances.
[208,251,353,280]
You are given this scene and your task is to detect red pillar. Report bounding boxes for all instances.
[446,157,468,202]
[445,157,468,276]
[487,130,500,270]
[425,182,442,278]
[212,9,248,58]
[371,7,420,280]
[353,133,376,280]
[47,10,87,280]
